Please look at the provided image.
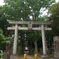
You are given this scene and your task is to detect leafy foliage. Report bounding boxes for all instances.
[0,29,6,50]
[48,2,59,36]
[0,0,55,53]
[0,29,12,50]
[3,0,55,21]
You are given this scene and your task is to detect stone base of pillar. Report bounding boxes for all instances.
[42,55,50,59]
[10,55,18,59]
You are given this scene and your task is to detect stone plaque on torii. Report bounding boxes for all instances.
[7,20,52,57]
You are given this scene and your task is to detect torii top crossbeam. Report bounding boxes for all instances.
[7,20,52,25]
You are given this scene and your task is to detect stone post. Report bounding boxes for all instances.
[54,36,59,59]
[41,24,48,59]
[13,24,18,55]
[6,41,10,59]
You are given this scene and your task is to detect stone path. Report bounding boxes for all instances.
[10,55,41,59]
[10,55,53,59]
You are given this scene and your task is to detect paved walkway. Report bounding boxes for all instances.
[10,55,52,59]
[10,55,41,59]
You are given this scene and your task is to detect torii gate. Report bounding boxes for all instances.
[7,20,52,57]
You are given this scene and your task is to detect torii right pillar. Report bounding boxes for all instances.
[41,24,49,59]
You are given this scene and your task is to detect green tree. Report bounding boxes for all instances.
[3,0,55,21]
[0,29,6,50]
[0,29,13,50]
[0,6,9,36]
[3,0,54,54]
[48,2,59,36]
[0,0,55,54]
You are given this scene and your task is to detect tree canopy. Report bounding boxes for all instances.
[3,0,54,21]
[0,29,6,50]
[0,0,55,53]
[48,2,59,36]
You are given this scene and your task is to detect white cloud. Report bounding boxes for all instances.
[55,0,59,3]
[0,0,4,6]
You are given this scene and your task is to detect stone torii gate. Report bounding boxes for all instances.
[7,20,52,57]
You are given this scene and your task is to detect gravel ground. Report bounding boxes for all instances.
[10,55,52,59]
[10,55,42,59]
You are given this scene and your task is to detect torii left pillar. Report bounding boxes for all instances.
[7,24,18,56]
[13,24,18,55]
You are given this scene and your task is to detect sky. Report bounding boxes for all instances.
[55,0,59,2]
[0,0,59,6]
[0,0,4,6]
